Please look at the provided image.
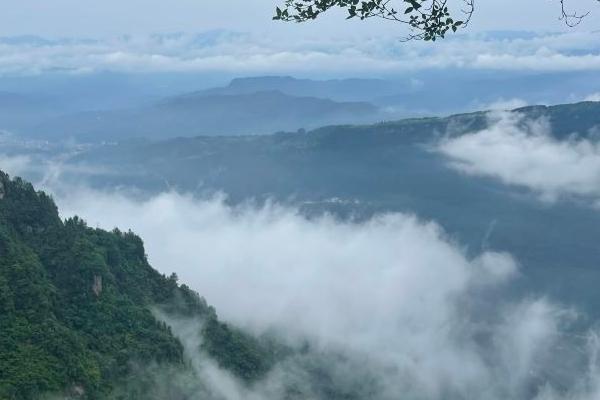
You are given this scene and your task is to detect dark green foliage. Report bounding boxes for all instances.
[0,171,275,399]
[273,0,595,40]
[273,0,471,40]
[202,317,275,382]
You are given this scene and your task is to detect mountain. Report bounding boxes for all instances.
[3,71,600,140]
[374,70,600,112]
[189,73,600,113]
[199,76,401,102]
[192,73,600,117]
[0,171,276,399]
[50,101,600,316]
[28,90,381,142]
[9,72,600,142]
[5,100,600,399]
[0,92,58,131]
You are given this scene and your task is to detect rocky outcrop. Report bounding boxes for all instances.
[92,275,103,297]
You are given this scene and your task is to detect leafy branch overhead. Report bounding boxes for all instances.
[274,0,470,41]
[274,0,596,41]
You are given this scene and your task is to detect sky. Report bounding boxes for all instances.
[0,0,598,38]
[0,0,598,79]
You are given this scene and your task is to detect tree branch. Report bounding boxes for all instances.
[273,0,596,41]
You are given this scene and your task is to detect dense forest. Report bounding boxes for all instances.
[0,170,276,399]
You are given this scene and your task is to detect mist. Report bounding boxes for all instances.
[437,111,600,204]
[23,182,597,400]
[3,109,600,398]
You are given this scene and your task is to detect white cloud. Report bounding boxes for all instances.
[437,112,600,203]
[585,93,600,102]
[0,151,119,191]
[478,98,529,111]
[0,154,33,178]
[1,30,600,75]
[0,0,587,39]
[4,141,600,398]
[36,184,600,399]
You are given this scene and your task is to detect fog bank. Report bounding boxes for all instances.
[437,111,600,204]
[48,187,600,400]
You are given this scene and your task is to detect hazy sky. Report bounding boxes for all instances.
[0,1,599,82]
[0,0,598,38]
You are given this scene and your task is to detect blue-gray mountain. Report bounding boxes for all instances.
[4,100,600,399]
[3,72,600,141]
[31,100,600,316]
[26,90,381,141]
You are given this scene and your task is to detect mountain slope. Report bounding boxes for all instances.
[54,100,600,317]
[199,76,400,102]
[28,90,380,142]
[0,92,58,131]
[0,171,274,399]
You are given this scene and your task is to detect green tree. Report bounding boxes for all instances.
[0,170,279,399]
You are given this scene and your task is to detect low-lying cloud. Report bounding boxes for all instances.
[37,183,599,400]
[2,30,600,75]
[437,112,600,204]
[585,93,600,102]
[476,98,529,111]
[3,149,600,398]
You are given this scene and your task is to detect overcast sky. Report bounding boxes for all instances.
[0,0,598,38]
[0,0,599,79]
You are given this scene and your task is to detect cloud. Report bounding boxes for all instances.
[4,145,600,398]
[1,30,600,76]
[0,150,124,191]
[437,112,600,203]
[585,93,600,102]
[31,182,598,399]
[477,98,529,111]
[0,153,33,178]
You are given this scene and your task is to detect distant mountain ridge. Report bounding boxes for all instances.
[5,72,600,143]
[49,100,600,320]
[27,89,382,142]
[60,100,600,210]
[2,71,600,139]
[198,76,401,102]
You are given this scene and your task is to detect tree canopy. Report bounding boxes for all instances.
[0,171,275,399]
[273,0,595,41]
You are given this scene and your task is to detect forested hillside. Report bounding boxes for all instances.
[0,171,275,399]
